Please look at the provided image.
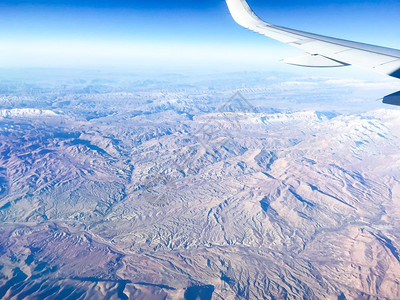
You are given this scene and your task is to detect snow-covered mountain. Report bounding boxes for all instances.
[0,108,59,118]
[0,72,399,299]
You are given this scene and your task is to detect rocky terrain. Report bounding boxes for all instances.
[0,71,400,299]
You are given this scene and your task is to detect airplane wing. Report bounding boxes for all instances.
[226,0,400,79]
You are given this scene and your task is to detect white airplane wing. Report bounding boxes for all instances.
[226,0,400,79]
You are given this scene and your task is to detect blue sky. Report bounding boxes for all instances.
[1,0,400,72]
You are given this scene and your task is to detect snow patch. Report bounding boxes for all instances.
[0,108,59,118]
[261,111,336,123]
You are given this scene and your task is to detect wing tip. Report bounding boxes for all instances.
[225,0,269,28]
[383,91,400,106]
[389,68,400,79]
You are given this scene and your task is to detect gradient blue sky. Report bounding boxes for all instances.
[1,0,400,72]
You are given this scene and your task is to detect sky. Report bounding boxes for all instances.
[0,0,400,72]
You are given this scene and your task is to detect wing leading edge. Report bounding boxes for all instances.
[226,0,400,79]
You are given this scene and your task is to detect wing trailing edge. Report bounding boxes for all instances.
[282,54,349,68]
